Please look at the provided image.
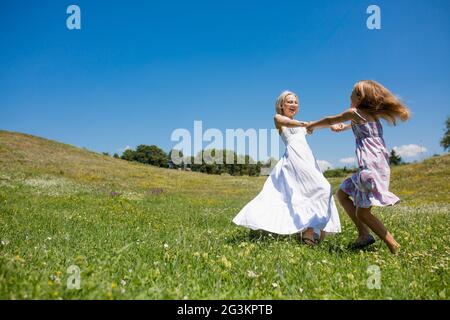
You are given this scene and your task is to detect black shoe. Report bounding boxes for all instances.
[349,235,375,250]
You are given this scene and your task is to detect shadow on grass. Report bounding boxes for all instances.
[324,241,378,255]
[227,229,299,245]
[228,229,379,255]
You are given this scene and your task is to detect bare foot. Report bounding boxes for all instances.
[388,242,401,254]
[385,234,401,254]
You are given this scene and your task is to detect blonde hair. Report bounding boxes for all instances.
[353,80,410,125]
[275,90,298,116]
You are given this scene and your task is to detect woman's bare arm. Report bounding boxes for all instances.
[274,114,309,129]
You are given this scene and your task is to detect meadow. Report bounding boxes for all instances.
[0,130,449,299]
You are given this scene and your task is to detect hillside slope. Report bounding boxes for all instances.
[1,130,448,204]
[0,130,263,201]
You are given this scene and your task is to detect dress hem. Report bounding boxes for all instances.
[339,186,401,208]
[232,219,341,236]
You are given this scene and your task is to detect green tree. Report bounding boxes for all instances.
[389,149,402,166]
[249,161,262,176]
[440,116,450,151]
[186,149,261,176]
[134,145,169,167]
[121,149,137,161]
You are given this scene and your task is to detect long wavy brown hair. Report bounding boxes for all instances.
[353,80,410,125]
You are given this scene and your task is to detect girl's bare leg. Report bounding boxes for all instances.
[336,189,372,242]
[356,207,400,254]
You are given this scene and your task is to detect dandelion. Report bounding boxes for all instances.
[14,255,25,263]
[220,256,232,269]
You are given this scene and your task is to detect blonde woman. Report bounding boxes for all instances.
[307,80,410,253]
[233,91,341,245]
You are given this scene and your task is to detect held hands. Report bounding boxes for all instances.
[298,121,314,135]
[305,121,314,134]
[330,123,345,132]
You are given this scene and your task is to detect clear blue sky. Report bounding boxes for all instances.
[1,0,449,168]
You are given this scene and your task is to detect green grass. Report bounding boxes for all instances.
[0,130,449,299]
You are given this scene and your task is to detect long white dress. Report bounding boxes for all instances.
[233,126,341,236]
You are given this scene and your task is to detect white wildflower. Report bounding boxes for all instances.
[246,270,258,278]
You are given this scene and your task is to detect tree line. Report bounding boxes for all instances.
[100,145,419,177]
[104,145,269,176]
[101,118,450,176]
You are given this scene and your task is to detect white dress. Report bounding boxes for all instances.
[233,126,341,235]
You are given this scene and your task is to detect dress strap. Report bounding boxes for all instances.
[352,108,367,122]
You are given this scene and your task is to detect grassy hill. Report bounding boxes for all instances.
[0,130,449,299]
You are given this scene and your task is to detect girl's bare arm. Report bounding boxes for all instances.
[307,109,358,131]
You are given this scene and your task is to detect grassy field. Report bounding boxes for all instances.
[0,130,449,299]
